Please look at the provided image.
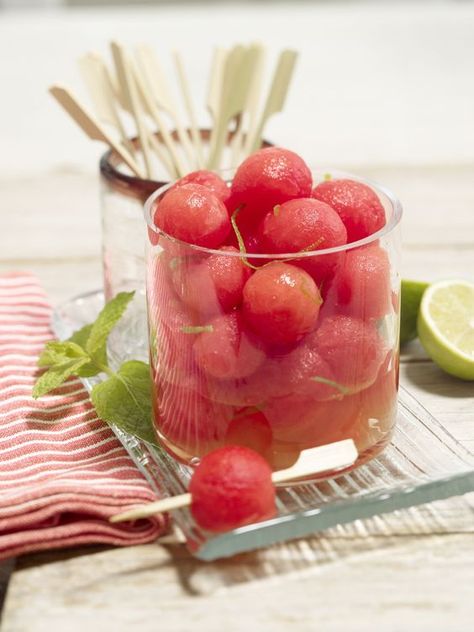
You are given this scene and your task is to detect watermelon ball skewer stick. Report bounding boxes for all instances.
[110,441,358,533]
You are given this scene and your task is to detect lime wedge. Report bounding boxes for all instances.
[400,279,429,344]
[418,279,474,380]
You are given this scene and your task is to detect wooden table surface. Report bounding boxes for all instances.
[1,4,474,631]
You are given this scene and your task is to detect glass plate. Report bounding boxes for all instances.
[52,290,474,561]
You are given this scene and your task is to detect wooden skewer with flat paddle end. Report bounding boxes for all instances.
[110,439,358,523]
[78,52,135,157]
[110,41,154,179]
[49,85,144,178]
[245,49,298,154]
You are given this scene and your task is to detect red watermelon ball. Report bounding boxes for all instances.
[153,183,230,248]
[225,409,273,458]
[167,169,230,204]
[171,246,251,317]
[193,312,265,380]
[231,147,312,219]
[308,315,385,390]
[312,179,385,243]
[332,244,392,321]
[189,445,276,532]
[259,198,348,283]
[155,382,233,457]
[242,262,322,347]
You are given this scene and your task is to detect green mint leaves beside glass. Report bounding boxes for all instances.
[33,291,157,445]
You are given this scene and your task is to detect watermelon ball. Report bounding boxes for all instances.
[172,246,251,316]
[225,409,273,458]
[279,344,342,401]
[242,262,322,347]
[312,179,385,243]
[309,315,385,390]
[155,382,233,457]
[153,183,230,248]
[259,198,348,283]
[231,147,312,219]
[265,392,358,448]
[332,244,392,321]
[167,169,230,205]
[193,312,265,380]
[189,445,276,533]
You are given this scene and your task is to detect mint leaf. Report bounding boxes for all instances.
[38,340,88,367]
[68,324,106,377]
[33,357,90,399]
[86,291,134,360]
[90,360,157,445]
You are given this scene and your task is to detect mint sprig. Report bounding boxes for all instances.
[33,291,158,446]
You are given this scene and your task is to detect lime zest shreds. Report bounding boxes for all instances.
[180,325,214,334]
[300,236,325,253]
[273,205,281,217]
[310,375,350,395]
[323,173,332,181]
[230,206,260,271]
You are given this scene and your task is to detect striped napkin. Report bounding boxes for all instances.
[0,272,167,560]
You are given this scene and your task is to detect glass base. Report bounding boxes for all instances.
[154,423,395,485]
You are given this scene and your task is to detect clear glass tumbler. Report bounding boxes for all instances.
[144,170,402,474]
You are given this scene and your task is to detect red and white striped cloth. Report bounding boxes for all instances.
[0,272,167,560]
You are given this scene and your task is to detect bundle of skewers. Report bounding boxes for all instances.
[50,42,298,181]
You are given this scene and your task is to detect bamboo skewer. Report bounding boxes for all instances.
[173,50,205,168]
[133,61,186,178]
[207,45,255,169]
[245,49,298,154]
[135,45,196,169]
[206,47,229,165]
[78,52,135,157]
[110,440,358,523]
[110,41,154,179]
[49,85,144,177]
[230,44,265,167]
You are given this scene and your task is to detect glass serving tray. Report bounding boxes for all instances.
[52,290,474,561]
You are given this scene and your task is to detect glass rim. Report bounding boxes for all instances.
[143,168,403,259]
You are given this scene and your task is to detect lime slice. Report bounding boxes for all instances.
[418,279,474,380]
[400,279,429,344]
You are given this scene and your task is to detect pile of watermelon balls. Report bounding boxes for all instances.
[151,147,389,533]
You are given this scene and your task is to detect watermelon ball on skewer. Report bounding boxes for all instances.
[189,445,276,533]
[242,262,322,347]
[153,183,230,248]
[312,178,385,243]
[259,197,348,284]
